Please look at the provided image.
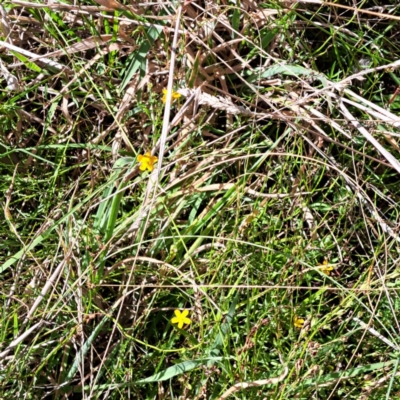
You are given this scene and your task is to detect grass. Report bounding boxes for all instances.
[1,0,400,398]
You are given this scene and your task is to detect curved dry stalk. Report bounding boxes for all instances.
[217,357,288,400]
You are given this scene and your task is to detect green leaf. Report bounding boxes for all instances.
[120,25,162,90]
[211,293,239,352]
[300,359,397,389]
[10,50,42,73]
[246,64,316,83]
[187,50,200,89]
[136,357,225,383]
[231,8,240,38]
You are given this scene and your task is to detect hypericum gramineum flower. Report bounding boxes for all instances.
[137,151,158,172]
[162,88,181,104]
[171,310,191,329]
[294,316,305,329]
[320,259,334,276]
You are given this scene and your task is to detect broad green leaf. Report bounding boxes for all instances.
[211,293,239,352]
[136,357,225,383]
[246,64,316,83]
[120,25,162,90]
[300,360,396,389]
[10,50,42,73]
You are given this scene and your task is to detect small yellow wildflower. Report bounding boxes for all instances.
[294,316,305,329]
[137,151,158,172]
[320,259,334,276]
[171,309,191,329]
[162,88,181,104]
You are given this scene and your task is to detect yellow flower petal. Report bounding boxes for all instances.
[161,89,181,104]
[171,309,191,329]
[294,316,305,329]
[319,259,334,275]
[137,151,158,172]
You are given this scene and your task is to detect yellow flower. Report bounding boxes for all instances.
[320,259,334,276]
[162,88,181,104]
[137,151,158,172]
[171,309,191,329]
[294,316,305,329]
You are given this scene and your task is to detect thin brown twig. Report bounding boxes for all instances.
[217,356,288,400]
[296,1,400,21]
